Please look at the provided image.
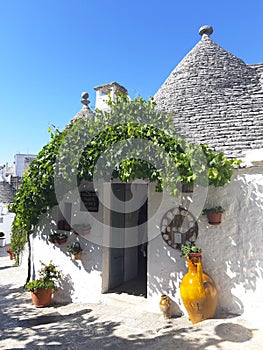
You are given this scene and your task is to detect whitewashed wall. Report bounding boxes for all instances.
[147,166,263,322]
[30,183,105,304]
[0,205,15,245]
[29,167,263,322]
[31,231,103,304]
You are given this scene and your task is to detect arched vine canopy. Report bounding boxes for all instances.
[10,95,241,260]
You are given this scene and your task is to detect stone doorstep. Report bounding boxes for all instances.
[101,292,148,310]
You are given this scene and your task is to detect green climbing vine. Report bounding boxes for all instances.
[10,94,241,262]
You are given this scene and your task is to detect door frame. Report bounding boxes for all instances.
[101,181,148,294]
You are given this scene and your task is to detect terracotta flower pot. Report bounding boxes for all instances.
[6,248,13,260]
[206,212,223,225]
[72,251,83,260]
[31,288,53,308]
[55,238,67,245]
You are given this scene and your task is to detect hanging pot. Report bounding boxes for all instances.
[72,251,83,260]
[206,212,223,225]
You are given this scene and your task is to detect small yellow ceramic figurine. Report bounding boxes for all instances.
[159,294,172,319]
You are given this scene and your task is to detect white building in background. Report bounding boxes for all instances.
[0,154,37,245]
[0,163,13,182]
[0,153,36,186]
[13,154,36,178]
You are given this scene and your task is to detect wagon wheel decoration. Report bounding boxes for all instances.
[160,206,198,250]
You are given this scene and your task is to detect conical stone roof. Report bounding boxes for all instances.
[154,26,263,159]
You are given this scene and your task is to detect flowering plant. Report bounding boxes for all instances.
[25,261,62,293]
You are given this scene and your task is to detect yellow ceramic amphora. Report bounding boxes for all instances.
[180,254,218,324]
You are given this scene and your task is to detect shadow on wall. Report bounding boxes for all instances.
[200,238,245,316]
[54,273,75,304]
[148,230,246,316]
[31,207,103,302]
[198,170,263,315]
[148,235,187,315]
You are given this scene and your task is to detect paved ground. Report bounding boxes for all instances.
[0,247,262,349]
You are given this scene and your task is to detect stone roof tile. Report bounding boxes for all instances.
[154,27,263,160]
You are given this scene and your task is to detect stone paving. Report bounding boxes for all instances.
[0,247,262,349]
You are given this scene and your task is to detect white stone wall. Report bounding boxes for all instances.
[30,187,105,305]
[29,168,263,321]
[147,167,263,321]
[31,232,103,304]
[0,205,15,245]
[13,154,36,177]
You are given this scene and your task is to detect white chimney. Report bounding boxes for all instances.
[94,82,128,111]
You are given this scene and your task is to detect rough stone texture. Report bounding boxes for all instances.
[147,167,263,322]
[199,25,213,36]
[0,182,15,203]
[65,104,94,129]
[154,35,263,159]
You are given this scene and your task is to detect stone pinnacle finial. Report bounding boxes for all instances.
[81,92,90,106]
[199,25,213,37]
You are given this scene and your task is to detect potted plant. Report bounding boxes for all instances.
[67,242,83,260]
[203,206,225,225]
[0,232,6,247]
[25,261,61,307]
[180,243,202,259]
[57,220,71,231]
[49,232,68,245]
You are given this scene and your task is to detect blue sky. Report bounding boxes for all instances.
[0,0,263,164]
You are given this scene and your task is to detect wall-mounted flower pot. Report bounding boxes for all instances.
[203,206,225,225]
[67,242,83,260]
[57,220,71,231]
[49,233,68,245]
[206,212,223,225]
[55,238,68,245]
[71,251,83,260]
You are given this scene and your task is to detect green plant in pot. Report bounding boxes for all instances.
[25,261,62,307]
[180,243,202,259]
[67,242,83,260]
[203,206,225,225]
[49,232,68,245]
[0,232,5,247]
